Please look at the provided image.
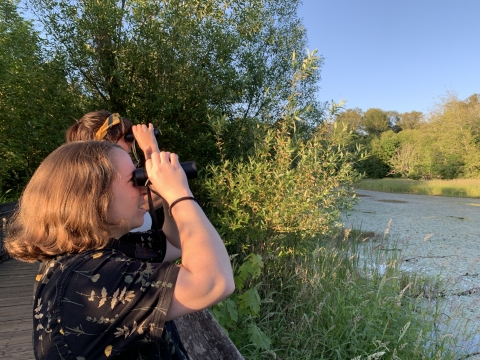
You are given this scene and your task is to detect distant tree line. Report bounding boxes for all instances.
[335,93,480,179]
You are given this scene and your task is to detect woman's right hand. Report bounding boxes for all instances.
[142,151,234,322]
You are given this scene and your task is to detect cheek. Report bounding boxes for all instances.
[116,139,131,153]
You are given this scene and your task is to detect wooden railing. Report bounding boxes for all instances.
[0,202,16,262]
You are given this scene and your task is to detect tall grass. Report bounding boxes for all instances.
[356,178,480,198]
[228,229,470,359]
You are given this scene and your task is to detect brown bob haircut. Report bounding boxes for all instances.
[65,110,133,143]
[5,141,122,262]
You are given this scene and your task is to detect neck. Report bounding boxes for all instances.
[110,227,129,240]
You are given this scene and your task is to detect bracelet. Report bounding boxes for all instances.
[168,196,199,217]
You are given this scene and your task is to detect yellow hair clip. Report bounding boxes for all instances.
[95,113,121,140]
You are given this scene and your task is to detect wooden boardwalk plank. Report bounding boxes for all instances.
[0,259,37,359]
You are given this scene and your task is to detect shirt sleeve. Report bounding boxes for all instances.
[57,249,180,359]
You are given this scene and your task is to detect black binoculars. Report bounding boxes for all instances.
[124,128,160,143]
[132,160,197,187]
[127,126,197,186]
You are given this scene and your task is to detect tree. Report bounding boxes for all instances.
[396,111,424,131]
[335,108,363,133]
[362,108,390,136]
[426,92,480,178]
[24,0,323,166]
[388,143,419,178]
[0,0,80,197]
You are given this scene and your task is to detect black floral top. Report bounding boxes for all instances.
[33,248,188,359]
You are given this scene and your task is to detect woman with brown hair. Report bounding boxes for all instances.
[66,110,153,230]
[5,140,234,359]
[66,110,182,262]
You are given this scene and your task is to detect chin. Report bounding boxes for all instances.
[135,220,145,229]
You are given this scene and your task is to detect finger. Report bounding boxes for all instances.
[170,153,179,165]
[144,146,153,160]
[147,151,160,168]
[159,151,171,163]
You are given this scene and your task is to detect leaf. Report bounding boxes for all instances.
[118,287,126,303]
[238,288,261,316]
[247,323,271,350]
[104,345,113,357]
[124,291,135,303]
[111,288,119,309]
[234,253,264,290]
[114,328,124,338]
[98,287,107,308]
[224,298,238,322]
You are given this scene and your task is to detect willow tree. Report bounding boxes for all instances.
[0,0,80,198]
[25,0,323,164]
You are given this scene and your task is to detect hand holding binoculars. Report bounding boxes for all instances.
[132,161,197,187]
[130,126,197,187]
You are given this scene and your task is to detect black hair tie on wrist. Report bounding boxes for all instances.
[168,196,199,217]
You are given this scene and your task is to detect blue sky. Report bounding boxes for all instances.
[297,0,480,114]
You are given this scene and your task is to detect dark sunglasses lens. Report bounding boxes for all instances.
[124,133,134,143]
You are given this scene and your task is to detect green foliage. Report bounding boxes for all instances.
[362,108,390,136]
[23,0,321,169]
[356,178,480,197]
[208,50,362,351]
[205,51,360,255]
[0,0,82,198]
[335,107,363,133]
[235,253,264,291]
[212,253,265,347]
[359,131,400,178]
[342,93,480,180]
[396,111,424,131]
[232,232,458,359]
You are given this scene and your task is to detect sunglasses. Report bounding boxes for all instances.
[124,132,135,143]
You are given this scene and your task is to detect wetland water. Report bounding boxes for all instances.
[342,189,480,357]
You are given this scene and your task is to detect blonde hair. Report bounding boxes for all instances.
[5,141,121,262]
[65,110,133,143]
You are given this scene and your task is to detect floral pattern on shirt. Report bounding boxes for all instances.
[33,249,187,359]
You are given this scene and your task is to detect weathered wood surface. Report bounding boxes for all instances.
[0,258,243,360]
[175,310,244,360]
[0,259,36,359]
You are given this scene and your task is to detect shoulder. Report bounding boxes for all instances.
[53,249,178,291]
